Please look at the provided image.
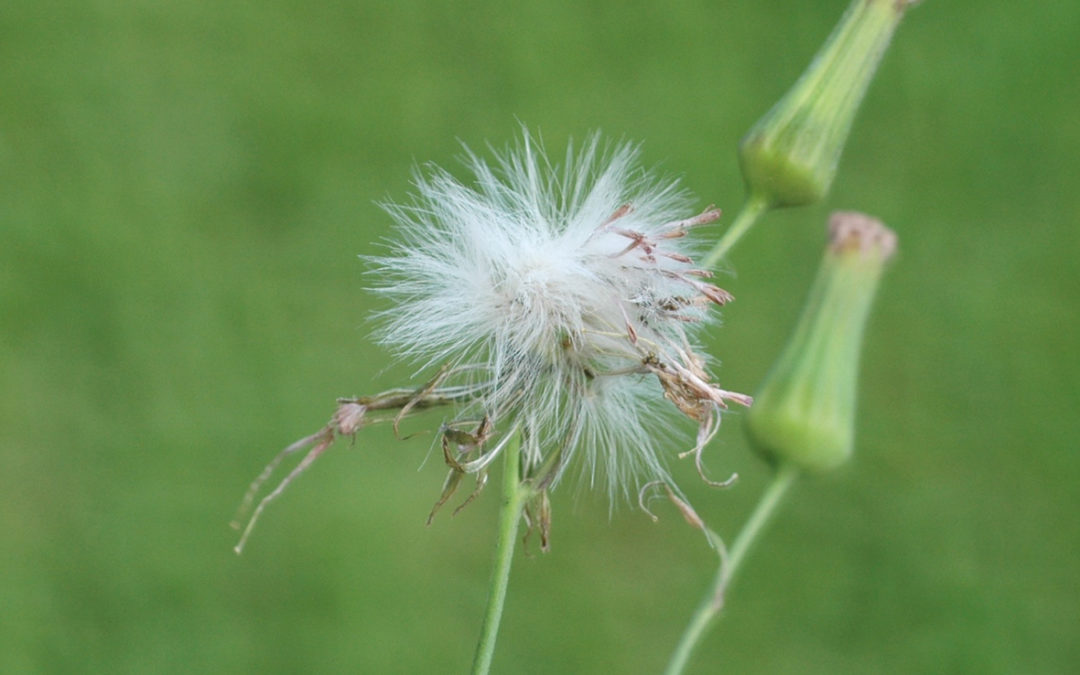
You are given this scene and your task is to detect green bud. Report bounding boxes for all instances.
[746,211,896,472]
[739,0,916,208]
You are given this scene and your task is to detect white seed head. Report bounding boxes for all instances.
[370,131,743,500]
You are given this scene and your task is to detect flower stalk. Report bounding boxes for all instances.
[471,432,530,675]
[702,192,769,269]
[663,463,799,675]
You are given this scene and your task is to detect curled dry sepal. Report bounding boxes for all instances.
[232,132,750,554]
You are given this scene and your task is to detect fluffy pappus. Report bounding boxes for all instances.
[369,132,749,501]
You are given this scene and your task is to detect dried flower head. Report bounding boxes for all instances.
[372,133,749,497]
[233,132,749,553]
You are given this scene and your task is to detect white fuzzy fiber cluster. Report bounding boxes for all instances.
[371,133,735,499]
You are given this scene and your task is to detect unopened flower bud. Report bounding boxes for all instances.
[746,211,896,472]
[739,0,916,207]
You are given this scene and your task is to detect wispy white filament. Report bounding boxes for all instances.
[371,132,740,500]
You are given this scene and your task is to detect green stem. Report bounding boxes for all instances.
[663,463,799,675]
[471,433,529,675]
[702,193,770,269]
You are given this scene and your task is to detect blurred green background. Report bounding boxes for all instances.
[2,0,1077,672]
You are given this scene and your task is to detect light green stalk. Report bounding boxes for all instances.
[471,433,530,675]
[664,464,799,675]
[703,193,769,269]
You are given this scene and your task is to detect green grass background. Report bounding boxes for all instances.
[2,1,1078,672]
